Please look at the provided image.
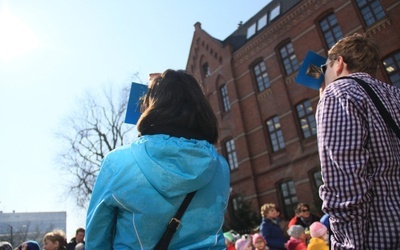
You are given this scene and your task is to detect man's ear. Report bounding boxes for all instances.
[336,56,347,76]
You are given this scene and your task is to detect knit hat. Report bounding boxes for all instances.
[310,222,328,238]
[75,243,85,250]
[224,232,234,243]
[287,225,305,238]
[235,237,251,250]
[252,233,266,245]
[26,241,40,250]
[0,241,13,250]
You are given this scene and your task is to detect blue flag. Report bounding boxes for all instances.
[295,51,327,90]
[125,82,148,125]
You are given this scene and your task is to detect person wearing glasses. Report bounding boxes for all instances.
[317,33,400,249]
[85,69,230,249]
[288,203,320,231]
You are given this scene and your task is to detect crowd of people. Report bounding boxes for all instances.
[0,228,85,250]
[224,202,329,250]
[2,32,398,249]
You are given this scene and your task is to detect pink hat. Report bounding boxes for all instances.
[252,233,266,245]
[235,237,251,250]
[310,222,328,238]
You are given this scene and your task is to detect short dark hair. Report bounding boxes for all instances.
[137,69,219,144]
[76,228,85,235]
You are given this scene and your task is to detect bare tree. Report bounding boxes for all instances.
[56,80,139,208]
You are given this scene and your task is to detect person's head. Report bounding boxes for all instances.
[252,233,267,250]
[287,225,306,240]
[235,236,252,250]
[137,69,219,144]
[74,243,84,250]
[74,228,85,243]
[18,241,40,250]
[310,222,328,243]
[0,241,12,250]
[260,203,279,219]
[322,33,380,85]
[295,202,311,218]
[223,232,235,246]
[43,230,67,250]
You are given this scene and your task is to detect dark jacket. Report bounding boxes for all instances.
[259,218,287,250]
[289,214,320,229]
[67,238,85,250]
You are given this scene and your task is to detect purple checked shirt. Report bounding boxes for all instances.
[316,72,400,249]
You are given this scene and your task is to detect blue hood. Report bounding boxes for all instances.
[86,134,230,249]
[133,134,218,197]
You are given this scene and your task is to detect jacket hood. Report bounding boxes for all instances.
[132,134,218,197]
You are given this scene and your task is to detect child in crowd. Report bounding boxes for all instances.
[43,230,67,250]
[17,241,40,250]
[235,235,253,250]
[0,241,12,250]
[286,225,307,250]
[253,233,269,250]
[224,231,237,250]
[307,222,329,250]
[259,203,287,249]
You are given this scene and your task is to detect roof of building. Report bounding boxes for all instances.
[222,0,302,51]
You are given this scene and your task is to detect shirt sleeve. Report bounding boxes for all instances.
[317,89,372,249]
[85,157,118,250]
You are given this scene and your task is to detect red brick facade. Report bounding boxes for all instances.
[186,0,400,225]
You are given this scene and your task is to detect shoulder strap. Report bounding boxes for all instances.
[154,191,196,250]
[338,76,400,139]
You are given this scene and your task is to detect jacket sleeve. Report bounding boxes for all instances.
[317,90,371,249]
[85,157,118,250]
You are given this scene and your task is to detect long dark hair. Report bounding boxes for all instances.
[137,69,219,144]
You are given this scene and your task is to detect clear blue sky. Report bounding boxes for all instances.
[0,0,270,240]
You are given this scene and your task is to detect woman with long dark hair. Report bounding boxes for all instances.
[86,69,230,249]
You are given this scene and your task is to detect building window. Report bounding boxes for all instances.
[311,169,323,212]
[269,4,280,21]
[225,139,238,170]
[280,42,299,75]
[253,61,271,92]
[258,14,267,30]
[313,170,323,188]
[383,51,400,88]
[266,116,285,152]
[232,196,242,211]
[355,0,385,27]
[202,62,210,78]
[247,14,268,39]
[296,100,317,139]
[319,13,343,49]
[279,180,297,218]
[220,84,231,112]
[247,23,256,39]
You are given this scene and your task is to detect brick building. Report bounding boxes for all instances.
[186,0,400,227]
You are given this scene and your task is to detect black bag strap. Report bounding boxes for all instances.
[338,76,400,139]
[154,191,196,250]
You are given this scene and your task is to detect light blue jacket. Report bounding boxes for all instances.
[86,134,230,250]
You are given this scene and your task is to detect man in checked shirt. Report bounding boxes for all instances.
[316,33,400,249]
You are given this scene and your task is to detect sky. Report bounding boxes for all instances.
[0,0,271,240]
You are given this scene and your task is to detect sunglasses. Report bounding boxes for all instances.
[320,63,328,75]
[301,209,310,212]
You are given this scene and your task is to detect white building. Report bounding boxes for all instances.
[0,211,66,247]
